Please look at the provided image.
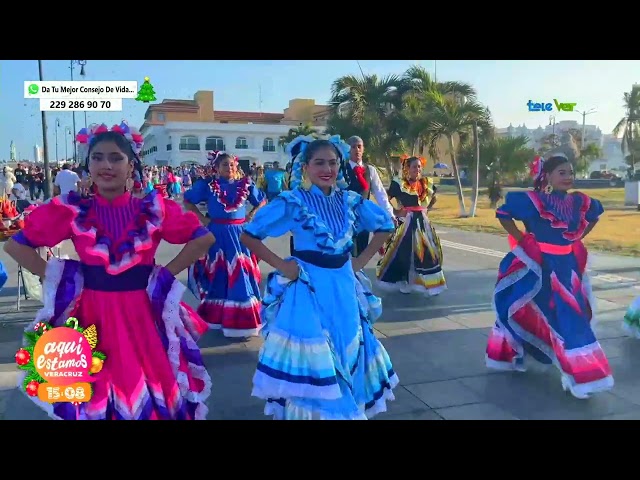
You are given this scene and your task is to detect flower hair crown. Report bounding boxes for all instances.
[207,150,238,164]
[399,154,427,168]
[76,121,144,156]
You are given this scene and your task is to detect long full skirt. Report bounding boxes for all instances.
[188,222,262,337]
[252,259,398,420]
[486,235,613,398]
[376,211,446,295]
[19,259,212,420]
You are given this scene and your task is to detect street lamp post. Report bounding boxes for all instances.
[70,60,87,164]
[38,60,53,200]
[55,118,60,162]
[575,108,597,151]
[64,127,72,162]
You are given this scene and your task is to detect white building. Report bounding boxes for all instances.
[496,120,604,151]
[590,134,627,174]
[33,144,43,163]
[140,90,329,170]
[142,122,297,168]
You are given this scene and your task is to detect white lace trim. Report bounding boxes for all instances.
[148,268,213,420]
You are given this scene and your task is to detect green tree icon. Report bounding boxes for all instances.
[136,77,157,103]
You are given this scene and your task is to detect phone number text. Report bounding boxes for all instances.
[39,98,123,112]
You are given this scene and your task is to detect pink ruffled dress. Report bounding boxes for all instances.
[13,190,213,420]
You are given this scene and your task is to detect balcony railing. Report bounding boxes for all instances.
[235,144,249,149]
[205,144,225,151]
[179,144,200,151]
[263,145,276,152]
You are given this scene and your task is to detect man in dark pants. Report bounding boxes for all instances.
[344,136,395,256]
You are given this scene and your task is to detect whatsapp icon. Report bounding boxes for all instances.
[28,84,39,95]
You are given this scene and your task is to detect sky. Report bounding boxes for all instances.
[1,59,638,161]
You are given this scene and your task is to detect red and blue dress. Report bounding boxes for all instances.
[486,190,614,398]
[184,176,265,337]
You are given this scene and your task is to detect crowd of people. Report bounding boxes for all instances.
[0,119,632,420]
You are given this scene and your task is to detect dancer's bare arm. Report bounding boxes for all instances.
[4,240,47,277]
[165,233,215,277]
[240,233,299,280]
[499,219,524,242]
[183,200,210,226]
[581,221,598,239]
[352,231,392,272]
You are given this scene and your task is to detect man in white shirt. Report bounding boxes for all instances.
[11,179,31,213]
[345,136,396,256]
[53,164,80,196]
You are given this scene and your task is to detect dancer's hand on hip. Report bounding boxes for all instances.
[281,259,300,281]
[351,256,367,273]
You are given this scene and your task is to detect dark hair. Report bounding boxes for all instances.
[405,156,422,167]
[303,139,344,163]
[533,155,571,191]
[62,163,70,170]
[85,131,143,180]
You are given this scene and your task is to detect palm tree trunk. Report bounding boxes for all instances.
[447,135,467,217]
[469,122,480,217]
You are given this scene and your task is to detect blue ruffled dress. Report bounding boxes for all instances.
[244,185,399,419]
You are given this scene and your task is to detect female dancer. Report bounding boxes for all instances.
[183,151,265,338]
[486,154,613,399]
[3,122,215,420]
[241,135,398,420]
[376,155,446,296]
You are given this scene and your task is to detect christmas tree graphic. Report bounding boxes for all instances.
[136,76,157,103]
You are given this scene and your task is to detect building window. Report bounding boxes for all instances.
[157,113,166,122]
[236,137,248,149]
[179,136,200,151]
[263,138,275,152]
[205,136,225,151]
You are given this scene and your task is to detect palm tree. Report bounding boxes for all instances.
[419,92,491,217]
[278,123,319,152]
[613,85,640,175]
[400,65,476,156]
[460,136,532,207]
[327,73,405,170]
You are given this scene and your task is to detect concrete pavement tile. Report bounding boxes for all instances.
[599,410,640,420]
[377,409,443,420]
[608,380,640,406]
[606,355,640,383]
[405,379,484,409]
[594,288,638,303]
[0,389,11,420]
[375,325,426,337]
[459,370,638,420]
[392,361,459,385]
[414,317,468,332]
[445,312,496,329]
[595,298,625,312]
[376,386,430,416]
[594,321,627,340]
[3,388,50,420]
[372,328,388,339]
[599,337,638,359]
[436,402,519,420]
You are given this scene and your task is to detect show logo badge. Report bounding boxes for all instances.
[15,317,107,404]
